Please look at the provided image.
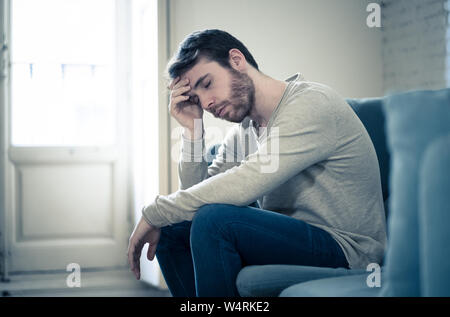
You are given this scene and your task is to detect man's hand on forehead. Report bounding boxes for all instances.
[167,74,203,133]
[169,76,189,90]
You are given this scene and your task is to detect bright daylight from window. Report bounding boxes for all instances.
[11,0,116,146]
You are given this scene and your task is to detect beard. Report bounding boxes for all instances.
[216,68,255,123]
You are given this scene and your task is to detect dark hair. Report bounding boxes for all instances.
[166,29,259,80]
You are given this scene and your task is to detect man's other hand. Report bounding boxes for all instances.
[127,216,161,280]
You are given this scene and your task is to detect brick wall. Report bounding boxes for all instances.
[447,0,450,85]
[381,0,449,93]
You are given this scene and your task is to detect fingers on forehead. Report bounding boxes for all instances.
[168,76,180,89]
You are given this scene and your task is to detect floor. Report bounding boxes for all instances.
[0,268,172,297]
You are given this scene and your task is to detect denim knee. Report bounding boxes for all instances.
[192,203,232,226]
[190,204,232,244]
[156,220,192,253]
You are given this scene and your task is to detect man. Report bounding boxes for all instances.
[127,29,387,297]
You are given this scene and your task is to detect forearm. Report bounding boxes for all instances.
[178,128,208,190]
[143,123,336,227]
[144,137,317,228]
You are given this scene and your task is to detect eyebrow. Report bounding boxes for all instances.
[194,73,210,90]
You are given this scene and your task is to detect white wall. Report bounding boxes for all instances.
[167,0,384,192]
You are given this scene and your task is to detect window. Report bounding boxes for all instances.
[11,0,116,146]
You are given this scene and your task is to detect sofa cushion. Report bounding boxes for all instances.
[206,143,221,165]
[279,272,382,297]
[236,264,366,297]
[381,88,450,296]
[419,134,450,296]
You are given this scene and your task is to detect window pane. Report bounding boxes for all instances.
[11,0,116,146]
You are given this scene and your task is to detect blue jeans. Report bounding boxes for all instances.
[155,203,349,297]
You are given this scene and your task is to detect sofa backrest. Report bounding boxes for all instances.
[346,98,391,218]
[380,88,450,296]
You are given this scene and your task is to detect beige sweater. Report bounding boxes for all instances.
[142,73,387,269]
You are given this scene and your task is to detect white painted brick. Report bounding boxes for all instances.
[381,0,449,92]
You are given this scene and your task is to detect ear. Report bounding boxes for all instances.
[228,48,247,71]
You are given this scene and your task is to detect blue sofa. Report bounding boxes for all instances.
[208,88,450,297]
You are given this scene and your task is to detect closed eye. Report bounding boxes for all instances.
[204,81,211,89]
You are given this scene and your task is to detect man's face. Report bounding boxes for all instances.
[181,58,255,123]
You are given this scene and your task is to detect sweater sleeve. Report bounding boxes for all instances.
[143,90,337,227]
[178,125,242,190]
